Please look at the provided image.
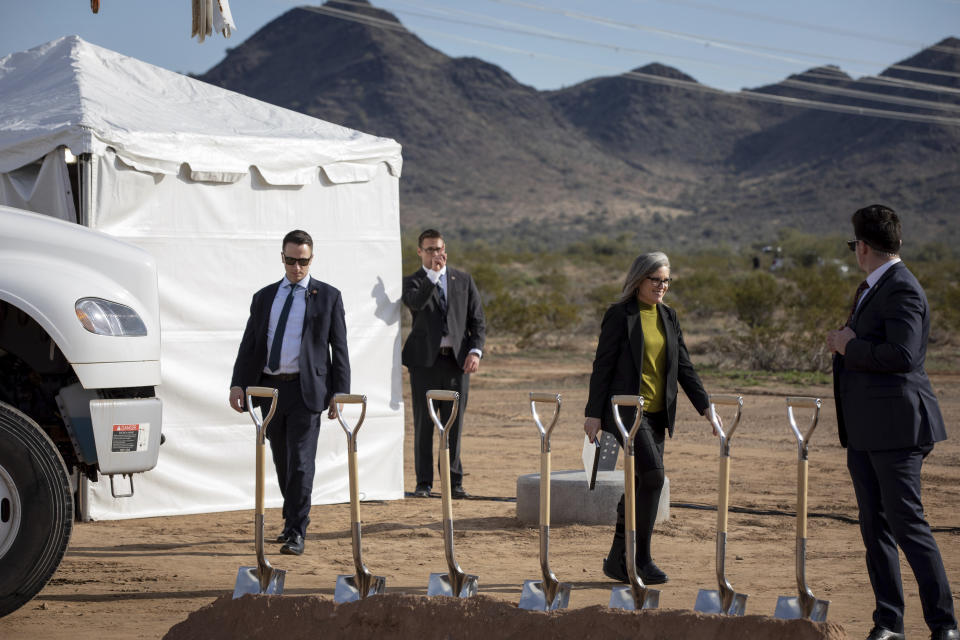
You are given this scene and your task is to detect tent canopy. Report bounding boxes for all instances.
[0,35,402,184]
[0,36,405,520]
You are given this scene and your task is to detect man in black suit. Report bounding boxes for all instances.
[229,229,350,556]
[402,229,485,499]
[827,205,957,640]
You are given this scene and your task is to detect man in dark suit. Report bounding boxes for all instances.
[229,229,350,556]
[402,229,485,499]
[827,205,957,640]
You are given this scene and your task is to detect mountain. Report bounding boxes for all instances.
[198,3,960,249]
[546,63,789,170]
[200,2,666,240]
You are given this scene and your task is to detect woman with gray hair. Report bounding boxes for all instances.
[584,251,717,585]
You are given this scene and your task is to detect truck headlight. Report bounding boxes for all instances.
[75,298,147,337]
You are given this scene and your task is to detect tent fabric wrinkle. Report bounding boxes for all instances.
[0,36,402,183]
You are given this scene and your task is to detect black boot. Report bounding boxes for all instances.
[635,468,669,584]
[602,496,629,583]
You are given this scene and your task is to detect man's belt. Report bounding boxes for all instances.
[262,372,300,382]
[438,347,455,357]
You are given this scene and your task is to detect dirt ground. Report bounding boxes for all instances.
[3,339,959,639]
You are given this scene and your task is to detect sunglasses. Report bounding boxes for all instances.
[283,255,312,266]
[846,240,858,252]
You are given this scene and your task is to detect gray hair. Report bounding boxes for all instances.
[618,252,670,303]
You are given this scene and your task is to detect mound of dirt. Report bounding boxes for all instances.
[164,593,847,640]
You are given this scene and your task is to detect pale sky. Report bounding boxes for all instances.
[0,0,957,92]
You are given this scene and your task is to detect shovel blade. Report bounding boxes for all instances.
[775,595,829,621]
[232,566,285,599]
[334,574,386,603]
[427,572,479,598]
[518,580,571,611]
[609,585,660,610]
[694,589,747,616]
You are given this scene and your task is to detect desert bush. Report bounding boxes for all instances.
[585,282,623,322]
[732,271,782,329]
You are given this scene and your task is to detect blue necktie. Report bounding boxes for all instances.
[438,274,448,336]
[268,284,296,372]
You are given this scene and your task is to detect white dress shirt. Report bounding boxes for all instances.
[856,257,901,313]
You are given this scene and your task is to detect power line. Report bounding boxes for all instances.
[646,0,956,52]
[332,0,960,87]
[487,0,960,81]
[308,3,960,126]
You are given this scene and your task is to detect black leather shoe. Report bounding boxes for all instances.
[931,627,960,640]
[413,484,431,498]
[602,556,629,584]
[451,486,470,499]
[275,530,291,544]
[866,626,905,640]
[638,560,669,585]
[280,534,304,556]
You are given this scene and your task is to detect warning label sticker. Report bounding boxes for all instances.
[111,423,150,453]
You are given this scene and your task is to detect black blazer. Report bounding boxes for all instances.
[231,276,350,413]
[401,266,486,369]
[833,262,946,450]
[585,298,709,438]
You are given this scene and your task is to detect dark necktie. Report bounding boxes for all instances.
[846,280,869,327]
[268,284,296,372]
[438,274,448,336]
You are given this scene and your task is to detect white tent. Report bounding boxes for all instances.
[0,36,406,519]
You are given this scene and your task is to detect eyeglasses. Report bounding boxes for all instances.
[283,255,312,266]
[421,246,446,254]
[647,276,672,287]
[846,240,858,252]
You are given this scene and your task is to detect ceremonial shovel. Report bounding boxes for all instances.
[694,394,748,616]
[775,396,830,622]
[608,395,660,611]
[518,392,572,611]
[425,390,479,598]
[233,386,286,598]
[333,393,386,603]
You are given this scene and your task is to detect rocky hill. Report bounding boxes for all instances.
[199,2,960,250]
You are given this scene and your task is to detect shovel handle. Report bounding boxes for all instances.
[708,394,743,445]
[797,458,808,539]
[245,386,278,442]
[540,450,551,528]
[332,394,368,525]
[717,455,731,534]
[245,387,277,517]
[611,395,644,452]
[530,392,561,451]
[786,397,822,460]
[427,390,460,448]
[334,393,368,442]
[440,448,454,523]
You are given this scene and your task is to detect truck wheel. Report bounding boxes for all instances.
[0,401,73,618]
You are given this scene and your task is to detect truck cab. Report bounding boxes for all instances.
[0,204,163,616]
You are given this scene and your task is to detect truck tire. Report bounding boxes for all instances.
[0,401,73,618]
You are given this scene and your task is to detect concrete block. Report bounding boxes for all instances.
[516,470,670,526]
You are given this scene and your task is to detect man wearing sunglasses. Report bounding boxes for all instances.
[229,229,350,556]
[402,229,486,499]
[827,205,956,640]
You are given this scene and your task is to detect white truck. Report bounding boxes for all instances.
[0,204,163,617]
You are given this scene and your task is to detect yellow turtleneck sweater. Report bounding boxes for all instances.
[638,302,666,413]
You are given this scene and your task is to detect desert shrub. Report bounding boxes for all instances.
[732,271,782,329]
[670,269,735,319]
[485,289,579,347]
[585,282,623,323]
